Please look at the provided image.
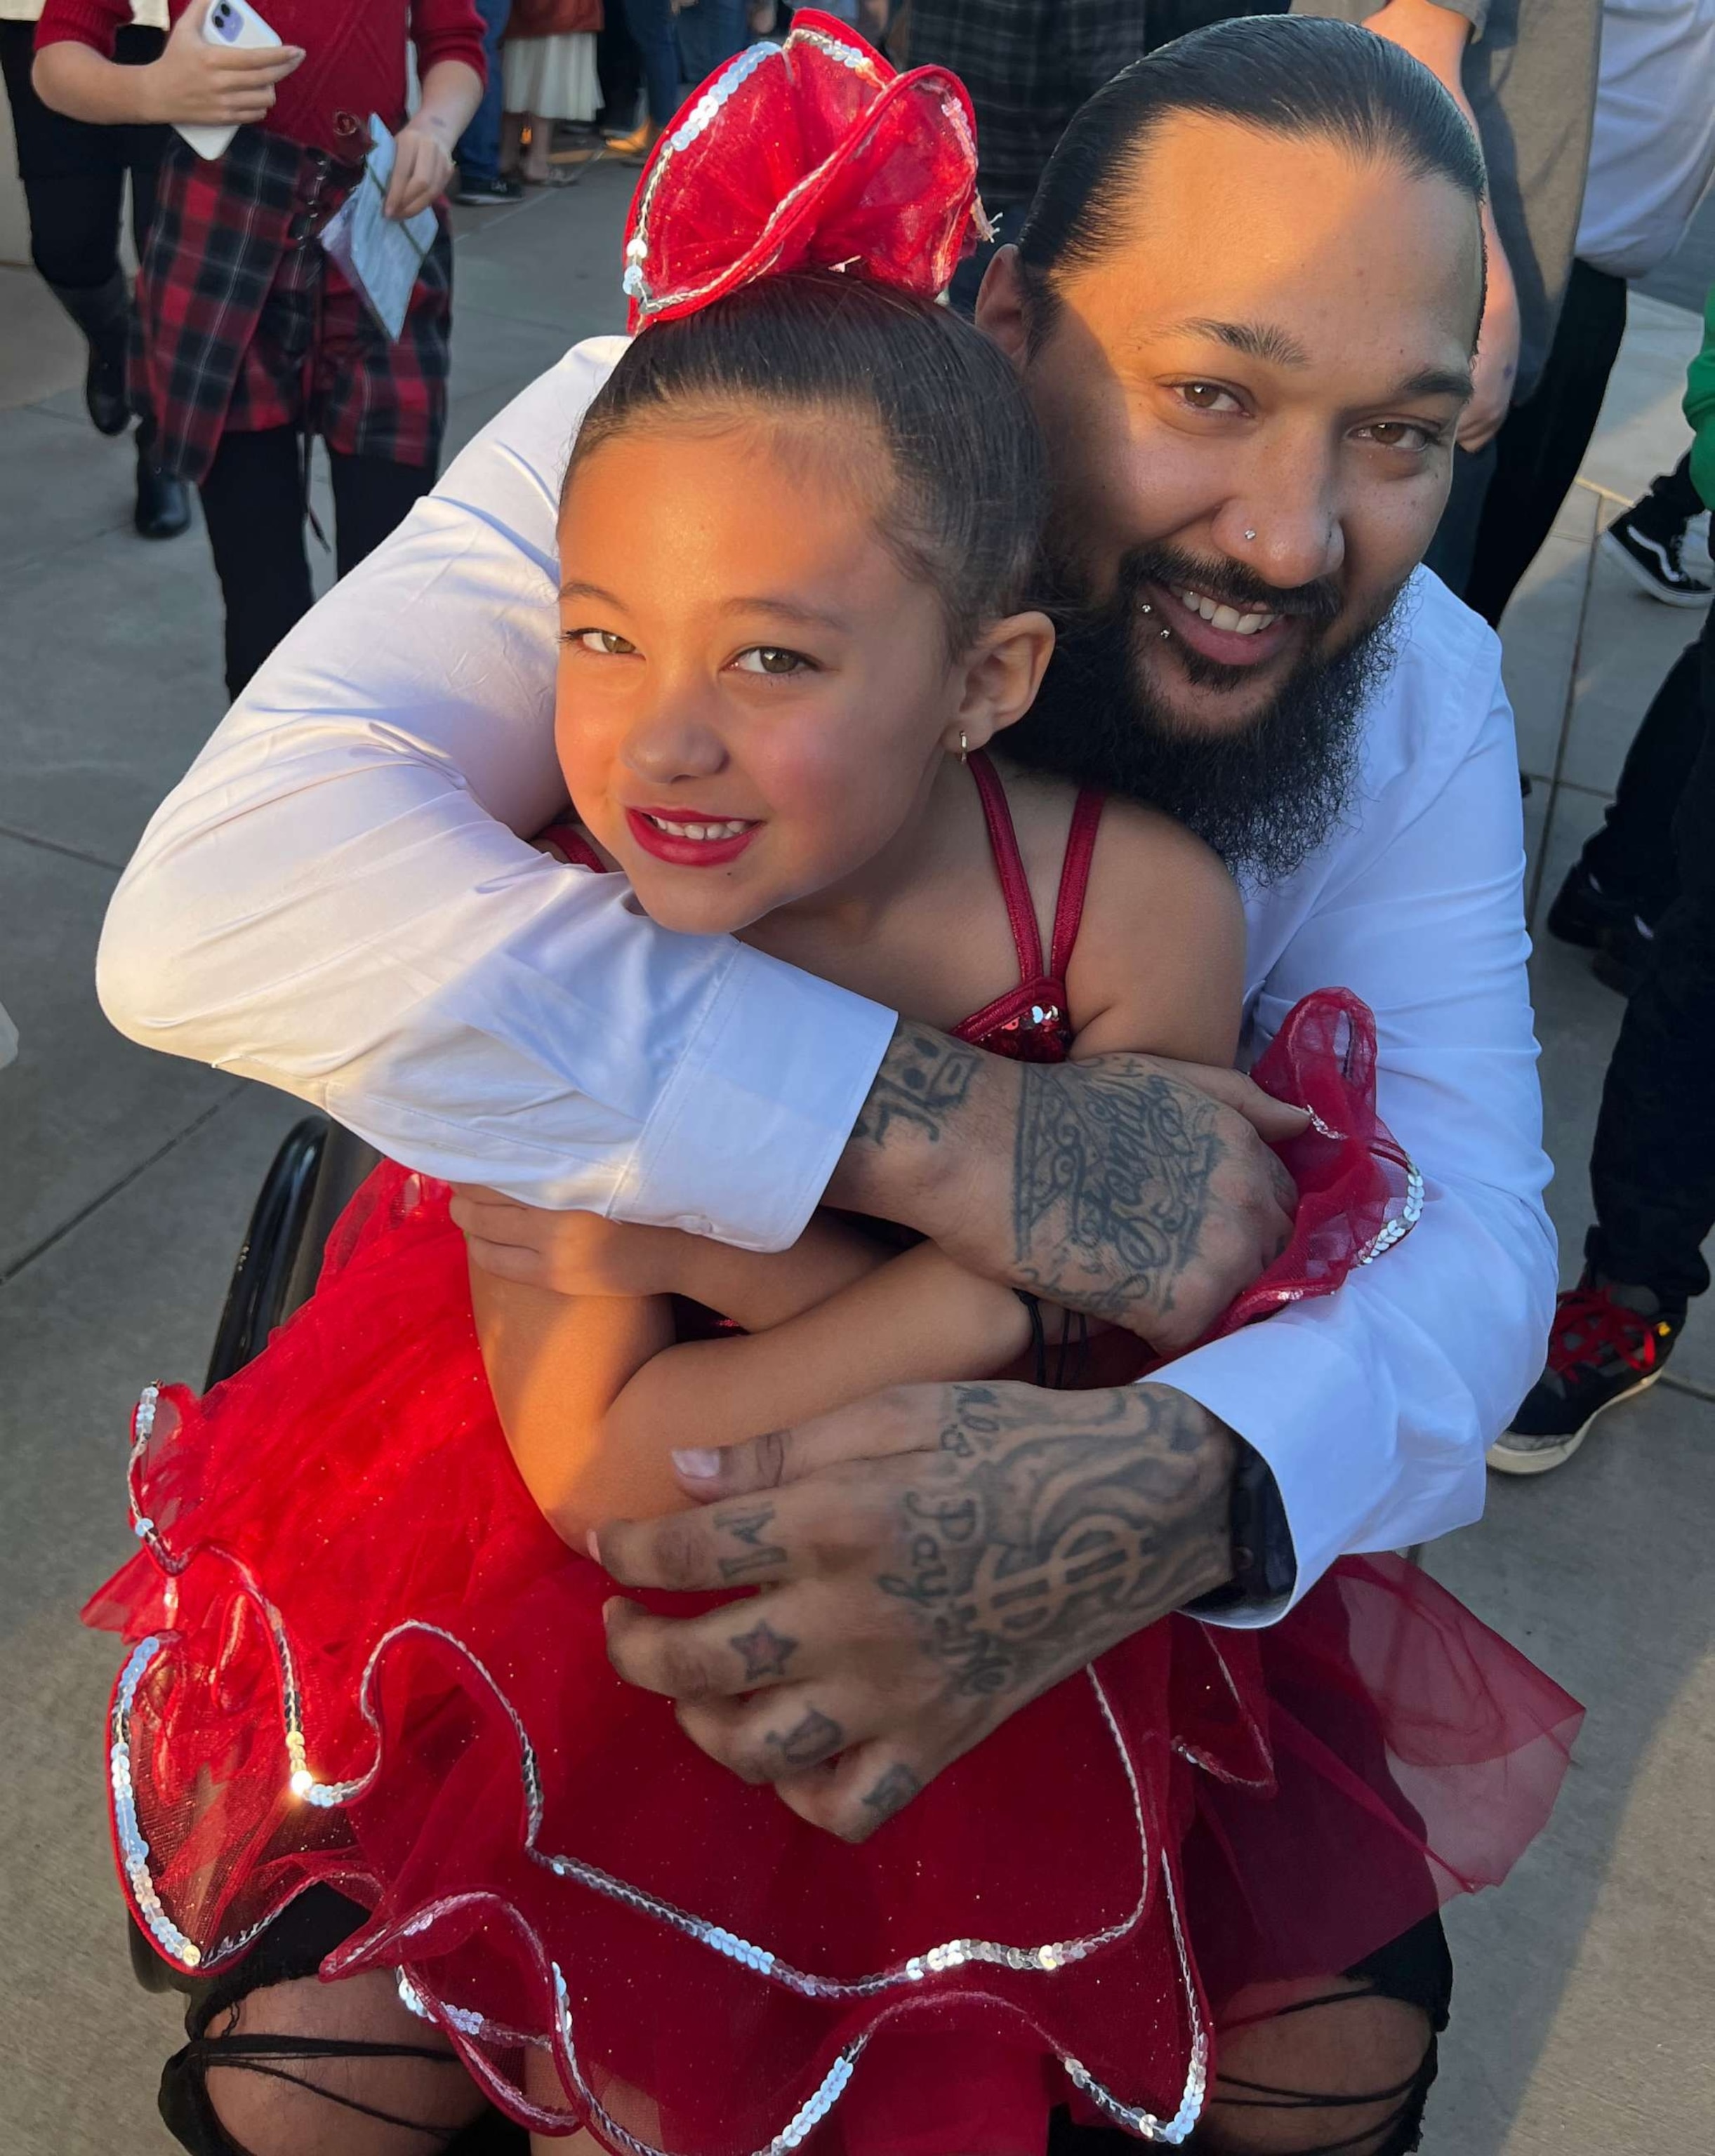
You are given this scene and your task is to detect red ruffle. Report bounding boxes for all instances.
[88,992,1580,2150]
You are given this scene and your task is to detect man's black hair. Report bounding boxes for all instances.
[1016,16,1486,335]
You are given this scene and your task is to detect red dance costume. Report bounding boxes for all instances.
[86,25,1580,2152]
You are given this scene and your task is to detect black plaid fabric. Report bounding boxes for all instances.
[906,0,1150,204]
[135,128,452,486]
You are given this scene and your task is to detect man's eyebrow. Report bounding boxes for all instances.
[1174,317,1313,368]
[558,577,624,604]
[1388,364,1476,403]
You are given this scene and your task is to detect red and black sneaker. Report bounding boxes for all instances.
[1489,1275,1683,1475]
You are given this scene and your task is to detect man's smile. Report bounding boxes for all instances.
[1148,577,1299,670]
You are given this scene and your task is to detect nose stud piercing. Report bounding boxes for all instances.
[1243,528,1257,542]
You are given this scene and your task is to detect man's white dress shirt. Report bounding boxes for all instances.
[97,338,1556,1621]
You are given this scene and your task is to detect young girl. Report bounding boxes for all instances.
[32,0,486,699]
[87,20,1579,2156]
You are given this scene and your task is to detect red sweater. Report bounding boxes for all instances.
[37,0,487,162]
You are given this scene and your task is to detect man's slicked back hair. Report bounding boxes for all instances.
[1015,16,1486,333]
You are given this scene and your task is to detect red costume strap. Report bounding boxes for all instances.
[618,10,988,331]
[536,823,608,874]
[967,751,1105,998]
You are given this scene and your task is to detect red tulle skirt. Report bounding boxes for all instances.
[87,993,1580,2152]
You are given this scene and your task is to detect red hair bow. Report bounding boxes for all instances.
[621,10,988,331]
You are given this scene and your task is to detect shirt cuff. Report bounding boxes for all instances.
[34,1,121,55]
[1152,1316,1375,1628]
[623,941,897,1253]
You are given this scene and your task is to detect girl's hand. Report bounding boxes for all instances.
[142,0,304,128]
[386,114,456,219]
[452,1186,695,1298]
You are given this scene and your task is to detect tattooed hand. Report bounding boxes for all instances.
[826,1022,1306,1352]
[590,1381,1236,1842]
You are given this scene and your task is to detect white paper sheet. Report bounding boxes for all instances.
[318,115,439,343]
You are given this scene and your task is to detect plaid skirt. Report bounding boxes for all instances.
[134,128,453,486]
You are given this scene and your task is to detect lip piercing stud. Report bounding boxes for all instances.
[1159,627,1171,640]
[1139,601,1152,615]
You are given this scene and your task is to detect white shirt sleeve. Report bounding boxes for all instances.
[95,340,895,1248]
[1165,598,1557,1620]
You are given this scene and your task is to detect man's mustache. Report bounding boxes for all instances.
[1115,543,1344,627]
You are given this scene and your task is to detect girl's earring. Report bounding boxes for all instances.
[958,730,969,764]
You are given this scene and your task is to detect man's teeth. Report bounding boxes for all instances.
[1172,586,1280,636]
[644,814,752,841]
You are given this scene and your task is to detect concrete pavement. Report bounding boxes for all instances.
[1,172,1711,2153]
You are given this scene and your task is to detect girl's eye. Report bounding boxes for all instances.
[562,628,637,656]
[1174,382,1244,415]
[731,645,814,677]
[1356,420,1443,453]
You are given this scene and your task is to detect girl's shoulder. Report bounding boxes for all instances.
[996,769,1245,1067]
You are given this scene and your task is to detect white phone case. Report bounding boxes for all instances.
[174,0,284,162]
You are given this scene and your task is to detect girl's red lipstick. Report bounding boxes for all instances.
[625,806,760,867]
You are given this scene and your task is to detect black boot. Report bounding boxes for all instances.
[134,431,190,540]
[47,269,133,437]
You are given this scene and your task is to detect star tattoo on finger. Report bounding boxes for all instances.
[729,1617,797,1682]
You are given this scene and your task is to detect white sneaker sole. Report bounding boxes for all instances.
[1601,529,1713,610]
[1486,1364,1664,1476]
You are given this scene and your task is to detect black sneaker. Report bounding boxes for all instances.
[1601,504,1713,608]
[1488,1276,1682,1475]
[1545,860,1636,951]
[1591,912,1656,997]
[455,173,526,206]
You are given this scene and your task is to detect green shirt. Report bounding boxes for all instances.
[1686,284,1715,514]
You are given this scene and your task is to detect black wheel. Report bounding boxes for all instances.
[203,1117,329,1388]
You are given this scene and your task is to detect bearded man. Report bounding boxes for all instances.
[99,21,1551,2155]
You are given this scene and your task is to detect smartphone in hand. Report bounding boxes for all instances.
[175,0,284,162]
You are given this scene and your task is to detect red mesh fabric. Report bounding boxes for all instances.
[86,992,1580,2151]
[620,11,984,331]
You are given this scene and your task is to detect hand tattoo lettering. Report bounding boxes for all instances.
[859,1764,921,1823]
[716,1505,788,1581]
[1012,1063,1225,1329]
[851,1024,981,1150]
[877,1385,1232,1707]
[729,1618,797,1682]
[766,1707,845,1769]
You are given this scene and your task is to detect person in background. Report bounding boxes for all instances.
[1603,448,1711,608]
[1457,0,1715,632]
[454,0,524,202]
[1291,0,1599,594]
[501,0,601,185]
[1493,291,1715,1473]
[0,0,187,535]
[604,0,673,158]
[672,0,741,85]
[33,0,485,703]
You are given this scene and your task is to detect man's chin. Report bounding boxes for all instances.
[1135,634,1302,735]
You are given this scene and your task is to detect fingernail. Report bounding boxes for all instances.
[585,1528,601,1562]
[672,1446,722,1479]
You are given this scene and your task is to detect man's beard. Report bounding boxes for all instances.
[1010,542,1405,884]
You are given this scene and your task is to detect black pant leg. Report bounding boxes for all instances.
[327,451,437,582]
[1580,635,1707,924]
[198,427,315,701]
[1587,612,1715,1307]
[114,25,170,258]
[1462,261,1629,630]
[1655,448,1706,524]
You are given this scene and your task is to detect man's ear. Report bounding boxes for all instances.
[975,244,1031,370]
[942,611,1056,757]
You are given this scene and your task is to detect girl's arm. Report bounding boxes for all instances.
[475,797,1250,1537]
[385,59,484,218]
[35,0,305,126]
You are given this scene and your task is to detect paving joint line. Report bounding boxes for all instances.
[0,822,126,874]
[0,1087,244,1290]
[1660,1373,1715,1407]
[1525,510,1605,931]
